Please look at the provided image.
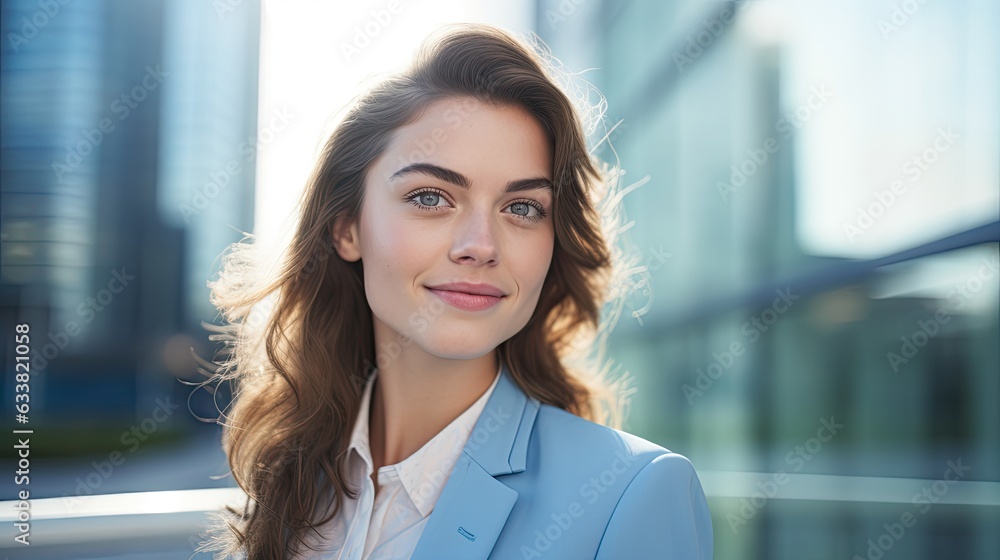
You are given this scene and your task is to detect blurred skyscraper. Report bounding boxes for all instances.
[1,0,260,421]
[538,0,999,558]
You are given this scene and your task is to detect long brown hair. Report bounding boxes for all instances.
[197,23,643,559]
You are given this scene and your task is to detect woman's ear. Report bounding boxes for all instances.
[332,214,362,262]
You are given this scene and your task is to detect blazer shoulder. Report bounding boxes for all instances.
[533,402,676,463]
[594,451,714,559]
[533,404,713,558]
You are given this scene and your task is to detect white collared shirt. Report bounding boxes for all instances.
[294,362,502,559]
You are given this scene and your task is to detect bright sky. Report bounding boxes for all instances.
[254,0,533,248]
[770,0,999,257]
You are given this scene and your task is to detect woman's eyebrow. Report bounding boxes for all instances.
[389,162,553,193]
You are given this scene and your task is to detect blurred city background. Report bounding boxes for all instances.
[1,0,997,558]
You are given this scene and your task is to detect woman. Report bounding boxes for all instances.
[199,23,712,559]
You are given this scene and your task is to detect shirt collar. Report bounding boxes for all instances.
[347,361,504,516]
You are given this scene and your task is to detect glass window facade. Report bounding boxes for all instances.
[539,0,999,557]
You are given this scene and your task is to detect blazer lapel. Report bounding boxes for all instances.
[410,364,540,560]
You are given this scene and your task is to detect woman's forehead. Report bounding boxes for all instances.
[375,99,553,184]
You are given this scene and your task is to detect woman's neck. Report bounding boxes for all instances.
[367,349,499,480]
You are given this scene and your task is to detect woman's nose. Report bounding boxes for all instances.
[449,209,500,265]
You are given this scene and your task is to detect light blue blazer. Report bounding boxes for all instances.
[409,364,714,559]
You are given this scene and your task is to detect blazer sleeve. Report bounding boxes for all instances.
[594,452,713,559]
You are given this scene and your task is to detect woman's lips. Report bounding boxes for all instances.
[426,287,504,311]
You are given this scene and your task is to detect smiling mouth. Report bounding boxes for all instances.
[425,287,505,311]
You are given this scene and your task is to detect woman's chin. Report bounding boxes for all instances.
[419,339,498,361]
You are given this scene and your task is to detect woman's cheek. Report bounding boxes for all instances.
[519,232,554,277]
[366,210,408,258]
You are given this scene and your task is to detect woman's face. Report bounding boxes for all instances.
[334,96,555,361]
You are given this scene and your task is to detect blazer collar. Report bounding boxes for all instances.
[411,362,541,560]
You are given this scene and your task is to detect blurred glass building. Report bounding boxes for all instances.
[539,0,999,558]
[1,0,257,417]
[2,0,259,555]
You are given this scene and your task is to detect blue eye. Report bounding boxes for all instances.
[404,189,548,223]
[405,189,449,211]
[510,202,531,216]
[417,192,444,207]
[508,201,546,222]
